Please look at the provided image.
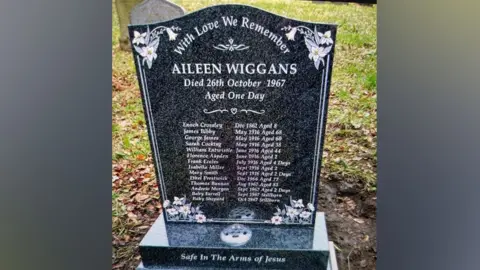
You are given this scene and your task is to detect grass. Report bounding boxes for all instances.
[112,0,376,267]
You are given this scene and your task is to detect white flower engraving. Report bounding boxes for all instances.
[132,26,181,69]
[282,25,334,70]
[271,216,283,225]
[286,27,298,41]
[166,208,178,216]
[270,197,315,225]
[292,199,304,208]
[166,28,178,41]
[319,30,333,45]
[286,206,299,218]
[178,205,191,215]
[132,31,147,45]
[173,196,183,206]
[195,214,206,223]
[140,44,158,69]
[307,203,315,212]
[163,200,170,208]
[300,211,312,219]
[164,196,206,223]
[305,36,332,69]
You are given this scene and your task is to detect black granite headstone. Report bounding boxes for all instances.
[129,4,337,269]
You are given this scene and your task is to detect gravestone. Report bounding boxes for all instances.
[128,4,338,269]
[116,0,185,51]
[130,0,185,25]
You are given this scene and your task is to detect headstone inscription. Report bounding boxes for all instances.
[129,4,337,270]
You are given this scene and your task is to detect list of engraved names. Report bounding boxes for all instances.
[183,122,293,203]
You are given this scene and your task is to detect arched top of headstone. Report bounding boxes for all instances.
[130,0,185,25]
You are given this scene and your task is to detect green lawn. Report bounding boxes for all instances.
[112,0,376,267]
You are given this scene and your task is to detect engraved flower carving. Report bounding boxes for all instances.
[305,35,332,69]
[139,43,159,69]
[299,211,312,219]
[166,28,178,41]
[269,197,315,225]
[173,196,184,206]
[163,200,170,208]
[166,208,178,216]
[178,204,192,215]
[282,25,333,70]
[195,214,206,223]
[292,199,304,208]
[164,196,206,223]
[132,31,147,45]
[132,26,181,69]
[285,27,298,41]
[286,205,300,219]
[271,216,283,225]
[307,203,315,211]
[318,30,333,45]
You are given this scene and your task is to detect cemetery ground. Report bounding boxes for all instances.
[112,0,376,269]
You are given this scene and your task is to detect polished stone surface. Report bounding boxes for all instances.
[138,213,330,269]
[128,4,337,225]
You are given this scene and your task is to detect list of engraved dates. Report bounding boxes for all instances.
[183,122,292,203]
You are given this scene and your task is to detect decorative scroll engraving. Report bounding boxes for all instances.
[213,38,249,51]
[240,109,265,115]
[204,108,265,115]
[203,109,228,114]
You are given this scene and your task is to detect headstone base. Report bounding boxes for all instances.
[136,213,336,270]
[136,241,338,270]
